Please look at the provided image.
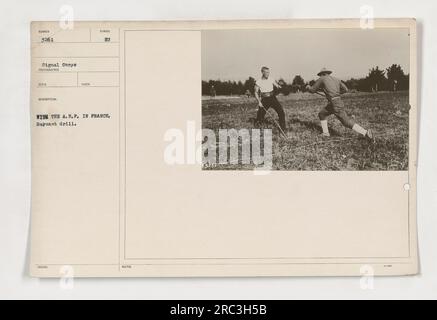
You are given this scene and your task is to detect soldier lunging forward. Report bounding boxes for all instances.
[307,68,374,141]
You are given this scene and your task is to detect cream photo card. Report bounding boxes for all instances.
[30,19,418,277]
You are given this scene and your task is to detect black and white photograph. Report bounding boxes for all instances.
[202,28,410,170]
[3,0,437,302]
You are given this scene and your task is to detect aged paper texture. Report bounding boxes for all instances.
[30,19,418,277]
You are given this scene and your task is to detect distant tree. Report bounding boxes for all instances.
[291,75,305,92]
[201,64,409,96]
[202,78,258,96]
[244,77,256,94]
[210,85,216,97]
[386,64,409,91]
[356,78,368,92]
[366,67,387,92]
[276,78,292,95]
[202,81,212,96]
[400,74,410,91]
[303,80,316,93]
[236,81,245,95]
[345,78,360,91]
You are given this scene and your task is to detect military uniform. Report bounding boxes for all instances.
[309,74,355,129]
[309,68,373,141]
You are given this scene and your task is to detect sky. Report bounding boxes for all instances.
[201,28,410,82]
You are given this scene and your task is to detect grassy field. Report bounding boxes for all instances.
[202,91,409,171]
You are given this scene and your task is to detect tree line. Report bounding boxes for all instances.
[202,64,409,96]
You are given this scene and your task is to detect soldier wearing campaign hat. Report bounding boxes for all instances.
[307,68,374,141]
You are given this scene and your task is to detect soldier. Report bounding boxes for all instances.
[254,66,287,132]
[307,68,374,141]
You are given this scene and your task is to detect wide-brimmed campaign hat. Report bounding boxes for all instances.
[317,68,333,76]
